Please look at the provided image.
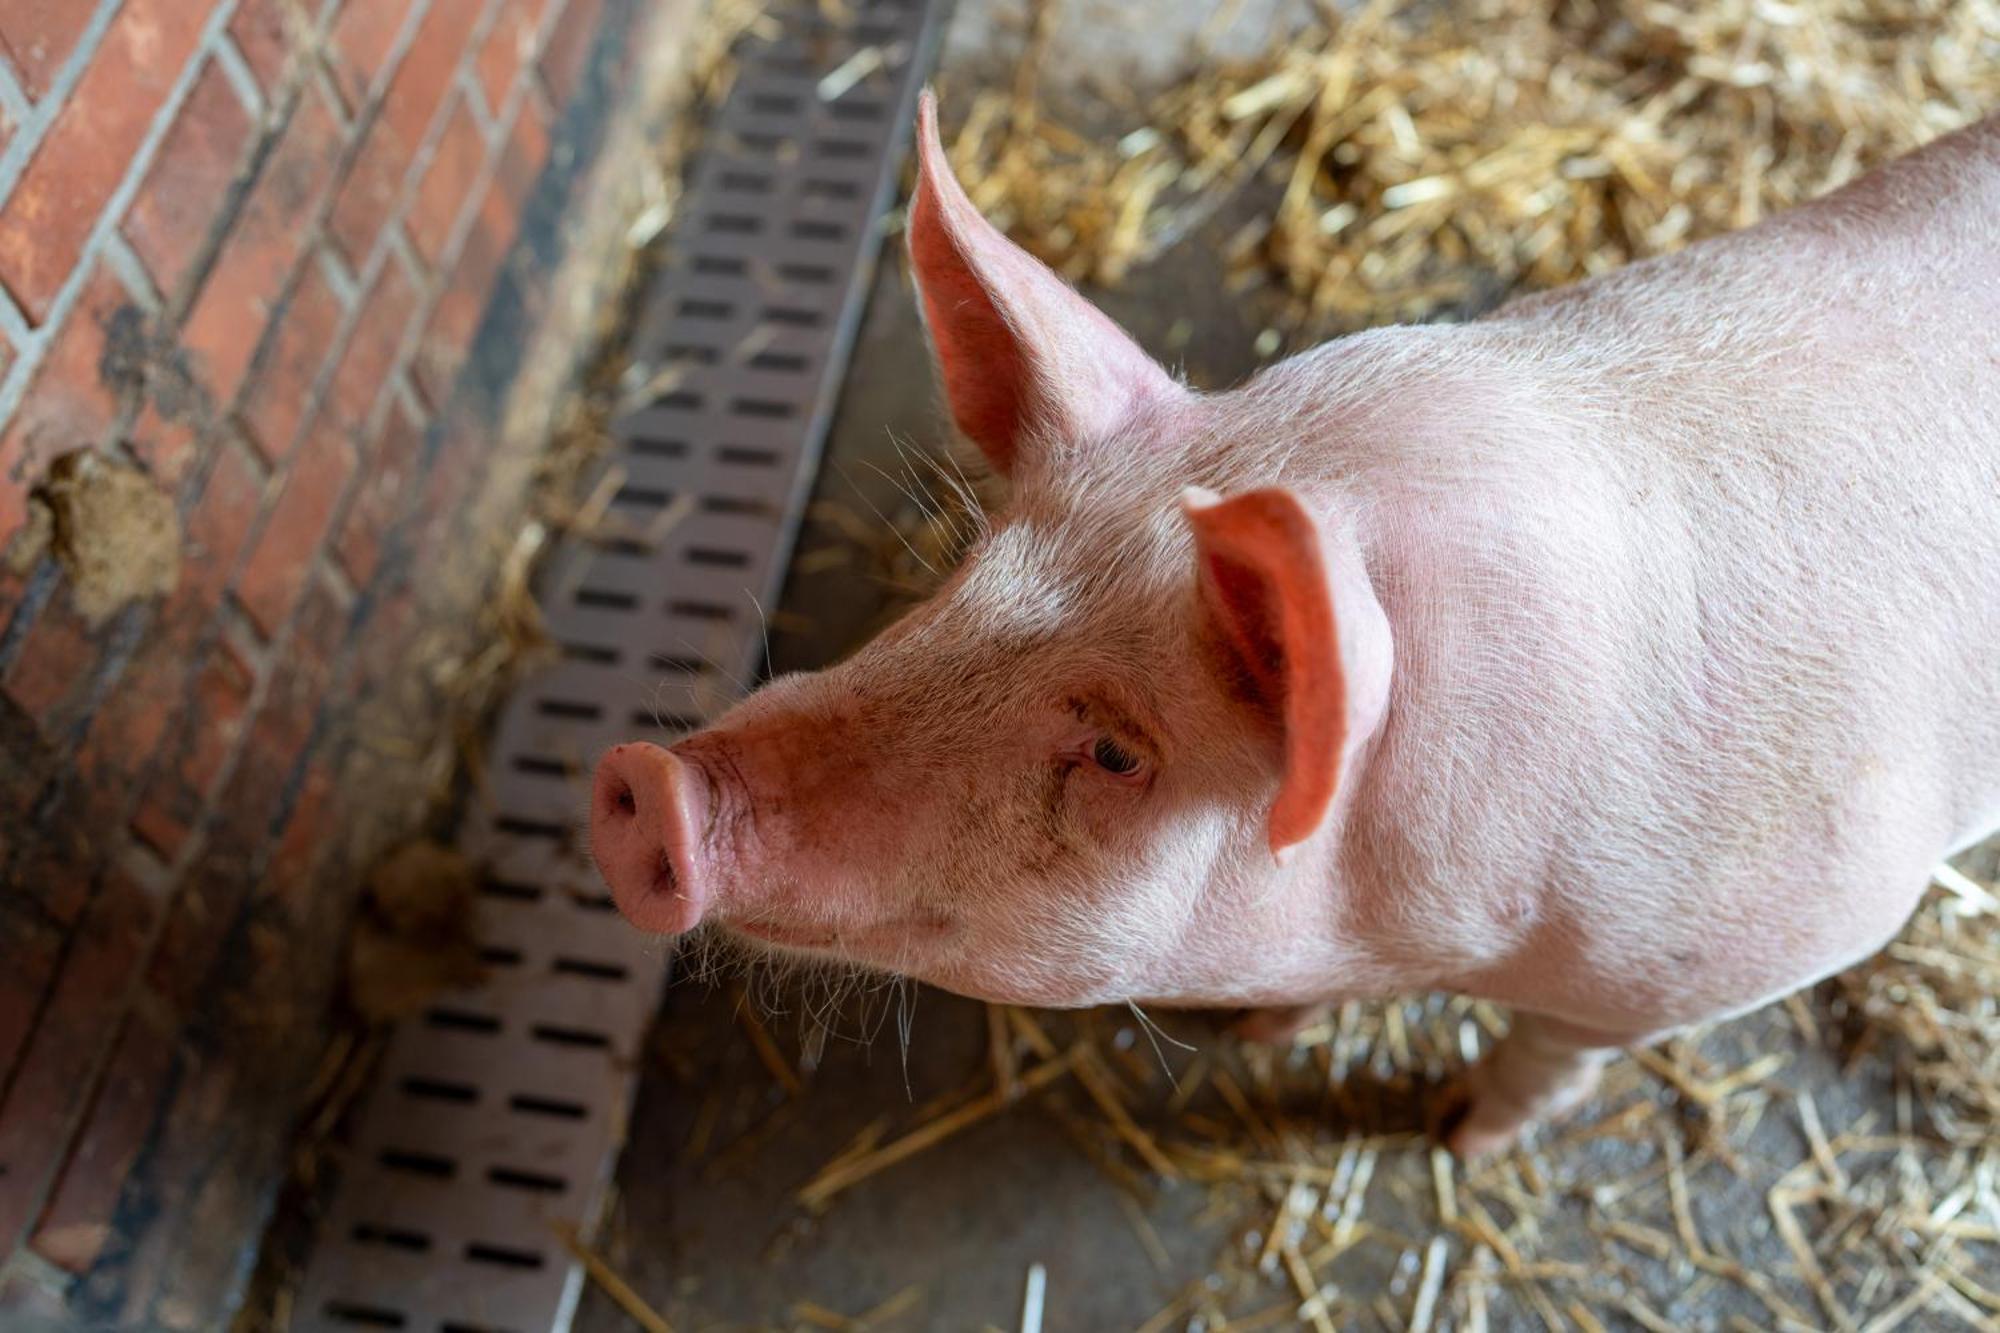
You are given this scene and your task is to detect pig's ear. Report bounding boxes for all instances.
[908,90,1177,476]
[1183,487,1393,856]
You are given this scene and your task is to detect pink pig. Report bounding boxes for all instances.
[591,94,2000,1154]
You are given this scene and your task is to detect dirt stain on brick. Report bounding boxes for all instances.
[34,450,182,624]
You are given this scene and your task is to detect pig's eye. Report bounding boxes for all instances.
[1090,736,1143,777]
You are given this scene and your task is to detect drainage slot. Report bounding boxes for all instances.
[629,436,689,458]
[400,1076,478,1104]
[479,946,524,967]
[535,699,603,720]
[353,1224,431,1252]
[465,1243,546,1271]
[687,547,751,568]
[669,599,734,620]
[614,484,674,508]
[425,1008,501,1035]
[777,261,834,283]
[648,653,706,673]
[324,1302,407,1328]
[718,444,779,467]
[494,815,569,840]
[678,297,733,319]
[441,1323,519,1333]
[763,305,822,327]
[575,587,638,610]
[480,879,542,902]
[718,169,772,193]
[510,1093,588,1120]
[379,1148,457,1179]
[749,349,809,373]
[531,1023,611,1049]
[511,755,570,778]
[488,1165,568,1194]
[748,92,802,114]
[692,254,745,275]
[554,956,630,982]
[804,179,860,199]
[730,396,795,419]
[629,710,703,732]
[561,641,620,664]
[791,218,846,241]
[701,495,772,517]
[817,137,869,158]
[829,97,885,121]
[707,212,762,234]
[663,343,720,364]
[569,891,617,914]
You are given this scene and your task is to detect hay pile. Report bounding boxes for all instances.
[948,0,2000,328]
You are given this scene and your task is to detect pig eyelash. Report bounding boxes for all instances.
[1085,735,1148,782]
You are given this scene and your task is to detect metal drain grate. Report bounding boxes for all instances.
[294,2,946,1328]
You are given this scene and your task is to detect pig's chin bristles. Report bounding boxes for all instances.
[674,921,919,1067]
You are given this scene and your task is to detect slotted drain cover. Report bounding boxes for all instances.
[295,2,946,1328]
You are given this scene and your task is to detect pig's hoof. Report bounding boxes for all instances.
[1229,1003,1330,1045]
[1431,1082,1525,1161]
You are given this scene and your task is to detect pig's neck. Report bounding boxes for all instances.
[1239,321,1643,1009]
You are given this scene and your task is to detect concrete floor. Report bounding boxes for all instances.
[573,4,1997,1330]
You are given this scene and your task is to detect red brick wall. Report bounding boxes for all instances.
[0,0,637,1323]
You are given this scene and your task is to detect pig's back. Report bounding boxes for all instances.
[1332,119,2000,1031]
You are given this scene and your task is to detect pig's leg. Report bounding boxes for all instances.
[1231,1002,1331,1044]
[1446,1014,1634,1158]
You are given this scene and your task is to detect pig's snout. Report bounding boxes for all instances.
[590,742,708,935]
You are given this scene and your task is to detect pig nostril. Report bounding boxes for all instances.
[605,778,636,820]
[652,851,678,898]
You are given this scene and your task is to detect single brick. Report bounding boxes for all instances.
[327,0,413,110]
[176,643,257,803]
[28,1002,178,1276]
[538,0,606,109]
[261,756,335,914]
[475,0,541,114]
[182,441,267,611]
[406,96,486,269]
[182,89,344,406]
[325,0,483,266]
[129,639,254,864]
[0,909,62,1103]
[0,866,158,1253]
[148,579,339,905]
[324,127,408,272]
[228,0,297,95]
[123,60,257,303]
[334,398,423,584]
[239,258,347,465]
[0,263,148,547]
[126,400,200,489]
[0,0,209,322]
[323,259,417,436]
[381,0,483,146]
[233,424,354,637]
[0,0,96,100]
[2,598,99,723]
[74,637,183,801]
[494,94,552,217]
